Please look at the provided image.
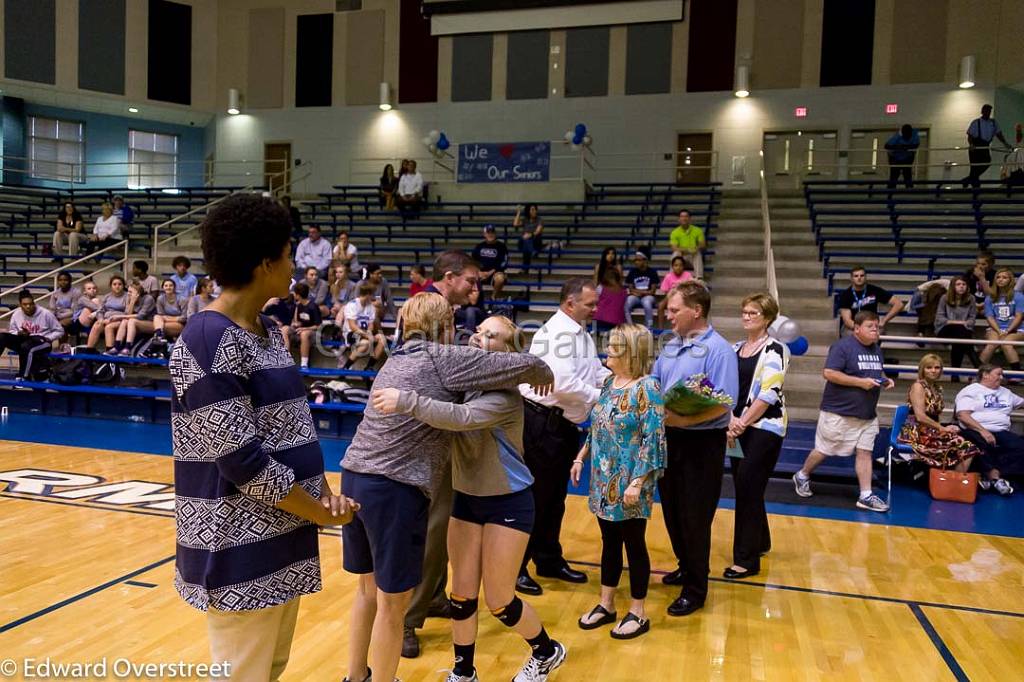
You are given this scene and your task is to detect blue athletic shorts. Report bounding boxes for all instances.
[451,488,535,535]
[341,471,429,593]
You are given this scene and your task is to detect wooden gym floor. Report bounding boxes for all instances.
[1,440,1022,681]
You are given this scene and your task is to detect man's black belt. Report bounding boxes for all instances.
[523,398,565,420]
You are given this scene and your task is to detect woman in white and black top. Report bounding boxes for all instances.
[85,275,129,350]
[725,293,789,580]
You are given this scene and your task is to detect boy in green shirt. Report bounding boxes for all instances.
[668,209,706,279]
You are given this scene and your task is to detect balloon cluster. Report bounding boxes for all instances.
[769,315,809,356]
[422,130,451,158]
[563,123,593,152]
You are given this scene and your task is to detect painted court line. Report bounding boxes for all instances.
[0,556,175,634]
[909,604,970,682]
[125,580,158,589]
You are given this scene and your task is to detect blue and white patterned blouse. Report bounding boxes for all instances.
[170,310,325,612]
[586,376,667,521]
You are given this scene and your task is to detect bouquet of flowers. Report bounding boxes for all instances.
[664,373,734,416]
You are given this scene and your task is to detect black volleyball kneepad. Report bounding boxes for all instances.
[492,596,524,627]
[449,594,479,621]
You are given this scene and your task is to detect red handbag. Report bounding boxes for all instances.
[928,467,979,504]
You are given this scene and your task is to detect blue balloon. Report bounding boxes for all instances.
[437,135,450,151]
[787,336,810,356]
[575,123,587,136]
[572,134,583,145]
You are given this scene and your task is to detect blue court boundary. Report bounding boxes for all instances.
[2,412,1022,538]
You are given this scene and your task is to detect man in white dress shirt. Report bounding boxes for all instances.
[518,277,610,595]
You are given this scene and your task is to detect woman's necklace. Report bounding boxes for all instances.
[612,375,638,390]
[741,334,769,358]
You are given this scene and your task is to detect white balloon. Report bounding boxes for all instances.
[583,135,593,146]
[777,319,801,344]
[428,143,438,153]
[428,129,441,144]
[564,131,575,142]
[422,136,434,147]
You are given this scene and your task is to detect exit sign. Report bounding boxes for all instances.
[885,103,899,114]
[794,107,808,118]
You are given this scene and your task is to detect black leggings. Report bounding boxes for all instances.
[937,324,981,369]
[597,517,650,600]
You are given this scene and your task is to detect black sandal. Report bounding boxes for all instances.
[578,604,617,630]
[610,612,650,640]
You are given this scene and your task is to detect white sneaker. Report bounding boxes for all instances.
[856,493,889,512]
[444,670,478,682]
[513,640,566,682]
[993,478,1014,496]
[792,473,812,498]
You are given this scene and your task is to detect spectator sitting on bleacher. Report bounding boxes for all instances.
[360,263,396,321]
[935,276,982,374]
[594,267,627,334]
[296,226,332,279]
[126,279,180,347]
[85,275,129,351]
[594,247,623,285]
[910,279,948,339]
[396,160,424,214]
[53,201,84,258]
[409,265,432,297]
[113,195,135,235]
[50,272,81,336]
[262,295,295,331]
[379,164,398,210]
[836,266,905,334]
[86,202,122,259]
[793,310,894,513]
[152,279,189,341]
[898,354,982,472]
[329,263,358,318]
[74,280,101,334]
[657,256,694,328]
[170,256,199,300]
[965,250,996,314]
[332,231,360,274]
[514,204,546,271]
[132,260,160,296]
[963,104,1010,189]
[300,266,330,318]
[625,249,660,328]
[980,268,1024,372]
[884,124,920,189]
[668,210,706,279]
[186,279,216,320]
[281,195,302,240]
[111,282,156,355]
[0,290,63,380]
[342,281,387,370]
[473,225,509,300]
[283,282,321,369]
[955,364,1024,495]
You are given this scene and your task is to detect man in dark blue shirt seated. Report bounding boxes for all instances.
[113,195,135,235]
[472,225,509,300]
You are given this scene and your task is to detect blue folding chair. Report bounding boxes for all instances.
[885,405,915,509]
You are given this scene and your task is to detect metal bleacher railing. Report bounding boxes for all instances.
[759,149,780,305]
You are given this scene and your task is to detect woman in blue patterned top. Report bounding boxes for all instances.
[725,293,789,581]
[571,323,666,640]
[169,194,357,681]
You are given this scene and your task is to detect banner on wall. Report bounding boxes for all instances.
[457,141,551,183]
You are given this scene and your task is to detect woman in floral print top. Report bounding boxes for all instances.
[571,323,666,640]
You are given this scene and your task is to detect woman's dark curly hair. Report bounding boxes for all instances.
[200,194,292,288]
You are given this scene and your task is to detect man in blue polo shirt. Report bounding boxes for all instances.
[652,280,738,617]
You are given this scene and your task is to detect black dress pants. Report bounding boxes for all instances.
[521,400,581,573]
[965,147,991,188]
[728,428,783,572]
[658,427,726,604]
[0,333,51,379]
